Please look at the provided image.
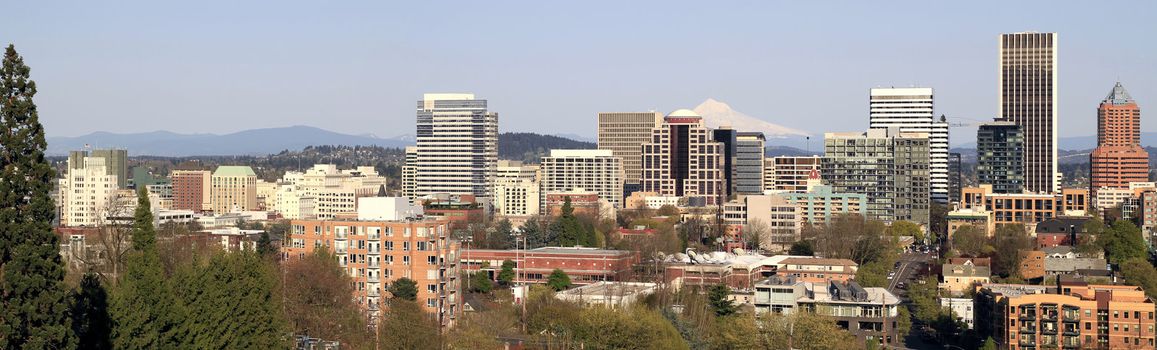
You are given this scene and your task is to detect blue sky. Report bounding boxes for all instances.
[4,1,1155,146]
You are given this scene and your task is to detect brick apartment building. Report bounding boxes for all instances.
[977,282,1156,349]
[284,205,460,328]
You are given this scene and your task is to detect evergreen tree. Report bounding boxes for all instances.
[469,272,493,293]
[0,44,77,349]
[708,284,737,317]
[72,273,112,350]
[389,277,418,301]
[547,269,571,291]
[177,252,288,348]
[552,197,594,247]
[255,231,276,257]
[110,188,184,348]
[497,260,516,286]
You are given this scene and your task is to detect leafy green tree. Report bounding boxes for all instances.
[390,277,419,301]
[891,220,924,243]
[789,240,814,256]
[552,197,595,247]
[980,337,997,350]
[569,306,689,350]
[710,315,759,350]
[708,284,737,317]
[176,252,288,349]
[498,260,516,286]
[377,300,443,350]
[521,216,555,248]
[547,269,571,291]
[991,224,1032,278]
[489,218,516,249]
[470,272,493,293]
[1121,257,1157,300]
[72,273,112,350]
[0,44,76,349]
[111,188,185,348]
[1101,220,1147,265]
[896,306,912,339]
[951,224,990,256]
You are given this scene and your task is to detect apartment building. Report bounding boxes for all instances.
[977,282,1155,349]
[977,122,1026,194]
[765,156,821,193]
[869,87,950,203]
[171,169,212,212]
[721,194,802,251]
[961,185,1090,229]
[754,278,902,346]
[775,257,859,283]
[773,169,867,225]
[540,149,623,209]
[822,128,930,225]
[284,198,459,327]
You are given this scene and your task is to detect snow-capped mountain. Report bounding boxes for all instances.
[693,98,810,138]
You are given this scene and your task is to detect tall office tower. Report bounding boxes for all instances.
[869,87,949,203]
[1090,82,1148,197]
[713,127,737,197]
[69,149,128,189]
[1000,32,1058,193]
[210,166,257,213]
[735,132,766,194]
[598,112,663,194]
[822,128,930,226]
[767,156,822,192]
[414,93,498,199]
[402,146,418,200]
[58,150,123,226]
[976,122,1025,194]
[948,153,963,203]
[641,109,725,206]
[541,149,624,210]
[171,169,211,212]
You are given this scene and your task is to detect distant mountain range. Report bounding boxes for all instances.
[46,126,414,156]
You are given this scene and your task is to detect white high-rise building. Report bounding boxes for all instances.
[999,32,1059,194]
[402,146,418,201]
[493,160,541,218]
[541,149,624,210]
[58,151,124,227]
[869,87,950,203]
[414,93,498,200]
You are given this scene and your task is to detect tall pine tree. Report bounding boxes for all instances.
[72,273,112,350]
[110,188,185,348]
[177,252,288,348]
[0,44,77,349]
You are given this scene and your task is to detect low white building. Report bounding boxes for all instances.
[940,297,974,329]
[357,197,424,221]
[555,281,657,308]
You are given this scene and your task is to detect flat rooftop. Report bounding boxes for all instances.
[556,281,657,297]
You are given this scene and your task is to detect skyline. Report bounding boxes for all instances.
[4,1,1155,146]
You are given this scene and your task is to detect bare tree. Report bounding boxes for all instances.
[744,218,770,253]
[69,190,136,284]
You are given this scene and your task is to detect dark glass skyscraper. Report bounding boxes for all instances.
[977,122,1025,194]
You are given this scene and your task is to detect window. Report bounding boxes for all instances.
[427,284,437,293]
[428,256,437,265]
[403,256,410,265]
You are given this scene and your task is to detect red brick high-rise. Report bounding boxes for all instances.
[171,170,211,212]
[1091,82,1148,199]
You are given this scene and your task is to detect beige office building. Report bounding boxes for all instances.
[598,112,662,191]
[211,166,258,213]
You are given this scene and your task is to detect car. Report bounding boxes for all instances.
[897,282,907,289]
[894,261,901,269]
[887,272,896,279]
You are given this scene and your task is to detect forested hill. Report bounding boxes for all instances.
[499,132,596,163]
